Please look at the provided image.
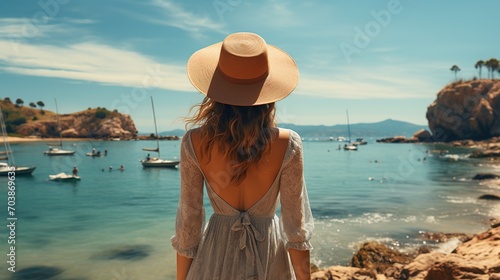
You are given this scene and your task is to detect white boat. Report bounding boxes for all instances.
[140,96,180,168]
[0,162,36,176]
[44,99,75,156]
[49,172,81,181]
[45,147,76,156]
[0,107,36,176]
[343,110,358,151]
[141,157,180,168]
[86,148,102,157]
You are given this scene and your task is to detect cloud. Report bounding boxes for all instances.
[0,17,93,39]
[145,0,225,37]
[0,40,192,92]
[297,65,440,99]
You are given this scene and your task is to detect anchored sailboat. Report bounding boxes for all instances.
[44,99,75,156]
[141,96,179,168]
[0,106,36,176]
[343,110,358,151]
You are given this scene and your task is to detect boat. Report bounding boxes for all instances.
[353,138,368,145]
[343,110,358,151]
[0,106,36,176]
[140,96,180,168]
[49,172,81,181]
[44,99,75,156]
[86,148,102,157]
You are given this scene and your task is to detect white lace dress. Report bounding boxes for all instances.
[171,129,314,280]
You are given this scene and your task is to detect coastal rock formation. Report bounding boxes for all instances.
[376,136,418,143]
[17,109,137,139]
[312,226,500,280]
[376,130,434,143]
[426,80,500,141]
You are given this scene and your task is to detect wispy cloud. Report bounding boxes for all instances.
[145,0,225,38]
[0,17,93,39]
[0,40,191,92]
[297,65,441,100]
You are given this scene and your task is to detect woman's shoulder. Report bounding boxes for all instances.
[276,127,302,144]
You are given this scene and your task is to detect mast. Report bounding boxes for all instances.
[0,106,14,166]
[55,98,63,146]
[346,110,351,143]
[150,96,160,158]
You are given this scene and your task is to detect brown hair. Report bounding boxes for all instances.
[186,97,277,185]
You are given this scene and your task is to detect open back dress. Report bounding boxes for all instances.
[171,129,314,280]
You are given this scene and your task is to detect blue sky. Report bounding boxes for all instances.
[0,0,498,133]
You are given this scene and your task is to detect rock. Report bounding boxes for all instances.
[399,226,500,280]
[472,173,500,180]
[376,136,417,143]
[93,244,152,261]
[426,80,500,141]
[419,232,471,243]
[313,226,500,280]
[470,150,500,158]
[61,128,78,137]
[351,242,413,275]
[478,194,500,200]
[413,129,433,142]
[17,109,137,139]
[311,266,384,280]
[13,265,63,280]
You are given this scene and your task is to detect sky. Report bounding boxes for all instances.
[0,0,498,133]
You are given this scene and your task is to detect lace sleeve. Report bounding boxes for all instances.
[170,131,205,258]
[279,130,314,251]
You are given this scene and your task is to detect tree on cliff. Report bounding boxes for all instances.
[15,98,24,107]
[29,102,36,108]
[450,65,461,80]
[485,58,499,79]
[36,101,45,113]
[475,60,484,79]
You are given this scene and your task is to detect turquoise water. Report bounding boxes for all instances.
[0,138,498,279]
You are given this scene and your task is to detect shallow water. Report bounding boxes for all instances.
[0,139,497,279]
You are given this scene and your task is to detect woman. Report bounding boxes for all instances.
[171,32,314,280]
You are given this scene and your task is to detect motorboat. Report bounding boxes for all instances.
[353,138,368,145]
[44,147,76,156]
[141,157,179,168]
[49,172,81,181]
[86,148,102,157]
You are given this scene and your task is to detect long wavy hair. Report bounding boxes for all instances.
[186,97,277,185]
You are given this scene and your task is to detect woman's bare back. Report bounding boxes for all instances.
[190,128,290,212]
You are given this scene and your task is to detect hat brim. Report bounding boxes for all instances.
[187,42,299,106]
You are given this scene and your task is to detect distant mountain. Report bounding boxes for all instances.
[280,119,428,139]
[157,119,428,139]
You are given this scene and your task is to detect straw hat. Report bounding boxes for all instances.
[187,32,299,106]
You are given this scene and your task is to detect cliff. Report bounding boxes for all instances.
[16,108,137,139]
[426,79,500,141]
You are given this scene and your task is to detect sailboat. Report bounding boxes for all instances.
[44,99,75,156]
[343,110,358,151]
[0,106,36,176]
[140,96,180,168]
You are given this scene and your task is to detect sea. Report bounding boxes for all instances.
[0,137,499,280]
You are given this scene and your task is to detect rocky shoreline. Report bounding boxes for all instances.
[311,170,500,279]
[311,222,500,279]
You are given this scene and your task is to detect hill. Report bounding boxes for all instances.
[0,99,137,139]
[159,119,428,139]
[280,119,428,139]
